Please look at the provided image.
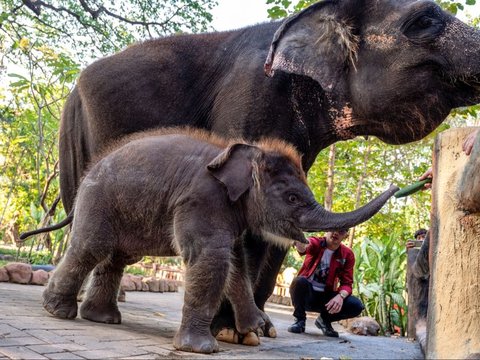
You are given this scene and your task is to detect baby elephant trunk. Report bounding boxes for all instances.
[300,184,399,232]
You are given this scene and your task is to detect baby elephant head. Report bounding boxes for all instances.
[207,141,398,247]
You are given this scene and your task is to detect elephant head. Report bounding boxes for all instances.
[207,140,399,247]
[265,0,480,145]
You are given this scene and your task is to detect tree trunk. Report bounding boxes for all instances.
[348,141,372,248]
[427,127,480,359]
[406,247,420,339]
[324,144,336,211]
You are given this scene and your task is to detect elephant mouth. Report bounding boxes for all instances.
[451,74,480,105]
[261,227,308,249]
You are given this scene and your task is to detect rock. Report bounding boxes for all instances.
[5,262,32,284]
[340,316,380,336]
[144,277,159,292]
[31,269,49,285]
[158,279,166,293]
[120,274,137,291]
[166,280,178,292]
[268,294,280,304]
[130,275,143,291]
[281,296,292,306]
[0,267,9,282]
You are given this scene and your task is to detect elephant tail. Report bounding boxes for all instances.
[20,212,74,240]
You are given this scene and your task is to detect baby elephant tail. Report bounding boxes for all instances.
[20,212,74,240]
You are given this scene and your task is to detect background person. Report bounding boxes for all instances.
[287,229,364,337]
[406,228,427,249]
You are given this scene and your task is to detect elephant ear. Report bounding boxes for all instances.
[264,0,359,93]
[207,143,260,202]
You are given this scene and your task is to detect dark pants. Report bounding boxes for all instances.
[289,276,364,323]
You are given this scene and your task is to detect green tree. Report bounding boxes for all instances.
[1,0,218,60]
[353,234,408,335]
[0,0,218,262]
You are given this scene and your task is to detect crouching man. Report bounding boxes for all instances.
[288,229,364,337]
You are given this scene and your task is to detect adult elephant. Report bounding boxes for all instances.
[59,0,480,343]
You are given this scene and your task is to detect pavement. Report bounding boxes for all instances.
[0,282,423,359]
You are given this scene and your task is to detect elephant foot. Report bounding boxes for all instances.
[79,300,121,324]
[235,307,265,335]
[258,326,277,338]
[216,328,260,346]
[256,310,277,338]
[173,328,219,354]
[43,289,78,319]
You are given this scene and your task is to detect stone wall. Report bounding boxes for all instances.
[0,262,181,293]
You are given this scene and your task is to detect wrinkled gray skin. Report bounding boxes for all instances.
[59,0,480,340]
[44,129,397,354]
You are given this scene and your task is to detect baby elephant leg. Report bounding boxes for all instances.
[43,244,99,319]
[219,243,265,346]
[79,254,133,324]
[173,244,232,354]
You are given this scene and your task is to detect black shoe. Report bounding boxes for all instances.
[287,319,305,333]
[315,316,339,337]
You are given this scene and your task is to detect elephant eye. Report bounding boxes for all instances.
[288,194,298,204]
[402,8,445,42]
[416,15,433,29]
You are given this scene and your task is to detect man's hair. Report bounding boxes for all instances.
[414,228,427,238]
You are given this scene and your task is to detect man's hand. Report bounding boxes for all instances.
[406,240,415,249]
[462,129,479,156]
[325,295,343,314]
[419,168,433,189]
[294,240,309,253]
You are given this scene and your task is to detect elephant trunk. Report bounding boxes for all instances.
[299,184,399,231]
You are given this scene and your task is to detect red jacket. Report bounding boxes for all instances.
[297,236,355,295]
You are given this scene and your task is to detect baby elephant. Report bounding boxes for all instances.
[41,128,397,353]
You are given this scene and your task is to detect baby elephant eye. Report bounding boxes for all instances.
[288,194,298,203]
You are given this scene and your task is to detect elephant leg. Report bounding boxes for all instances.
[79,253,132,324]
[250,241,287,338]
[211,232,287,340]
[43,244,99,319]
[173,243,231,354]
[217,242,264,346]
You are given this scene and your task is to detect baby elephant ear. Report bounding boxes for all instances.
[207,143,260,202]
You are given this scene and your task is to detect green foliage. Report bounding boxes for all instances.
[125,266,148,276]
[307,136,436,241]
[0,246,17,257]
[266,0,316,19]
[0,38,76,238]
[281,247,304,273]
[0,245,52,264]
[1,0,218,61]
[0,0,219,267]
[266,0,478,19]
[352,234,408,335]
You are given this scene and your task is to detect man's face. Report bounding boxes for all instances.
[326,230,349,247]
[415,234,426,241]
